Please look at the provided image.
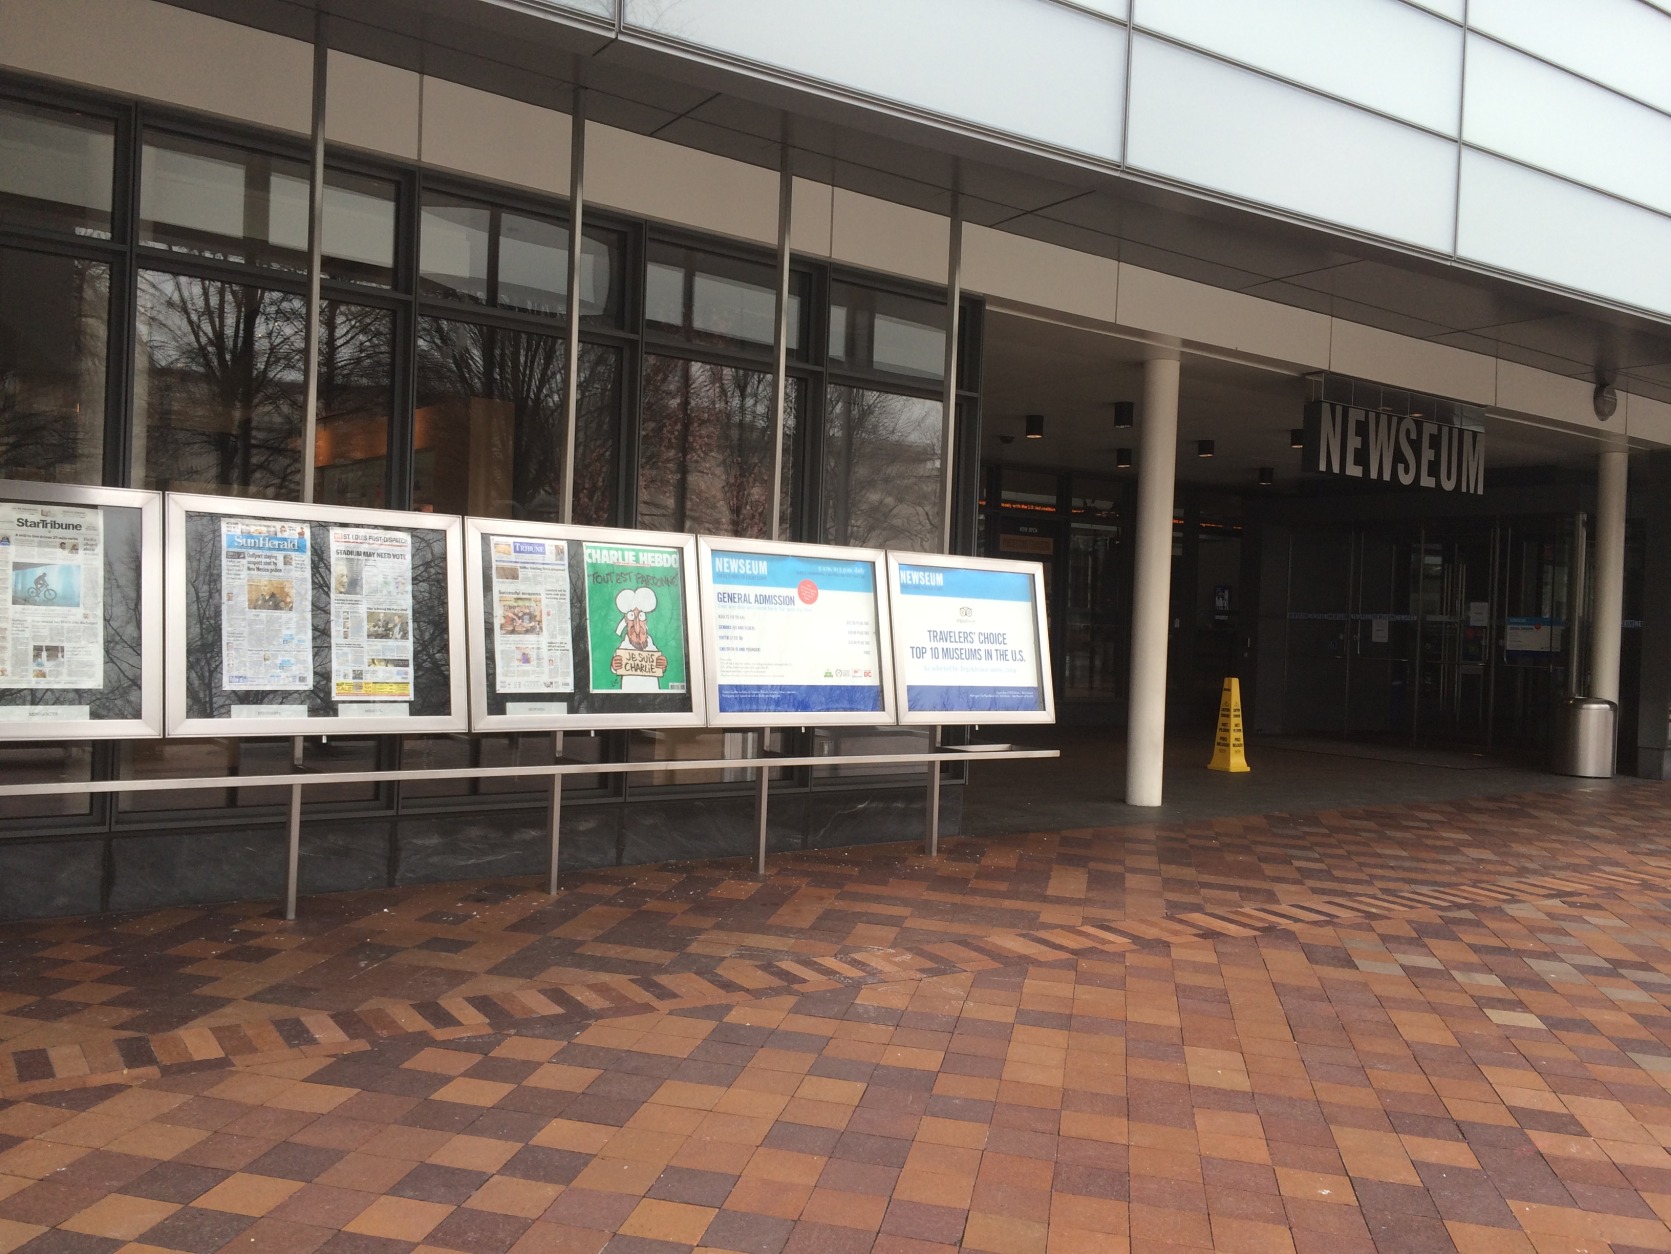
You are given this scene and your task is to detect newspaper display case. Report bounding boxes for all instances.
[165,494,467,737]
[0,481,164,740]
[697,536,896,729]
[886,551,1055,726]
[464,520,707,732]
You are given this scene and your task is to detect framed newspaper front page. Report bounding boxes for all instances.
[165,495,467,737]
[697,537,895,729]
[886,552,1055,726]
[464,520,706,732]
[0,481,164,740]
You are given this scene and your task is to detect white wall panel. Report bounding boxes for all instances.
[327,51,420,161]
[622,0,1126,159]
[1329,320,1496,405]
[964,225,1120,324]
[0,0,310,133]
[1494,361,1609,433]
[1126,36,1457,251]
[420,77,568,195]
[1464,36,1671,216]
[1117,264,1330,367]
[828,190,948,284]
[1627,392,1671,449]
[1136,0,1462,135]
[588,123,777,244]
[1469,0,1671,115]
[1457,149,1671,318]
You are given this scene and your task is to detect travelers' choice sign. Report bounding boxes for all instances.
[890,557,1050,720]
[1303,401,1485,495]
[703,544,887,719]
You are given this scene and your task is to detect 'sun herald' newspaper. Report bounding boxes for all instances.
[220,518,312,691]
[330,527,413,702]
[0,503,104,690]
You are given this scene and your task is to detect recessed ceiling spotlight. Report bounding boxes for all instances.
[1197,440,1215,458]
[1025,414,1045,439]
[1115,447,1133,469]
[1113,401,1135,428]
[1258,467,1275,486]
[1289,428,1306,449]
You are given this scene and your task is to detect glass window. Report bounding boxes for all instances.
[132,271,394,499]
[828,283,947,382]
[119,738,377,811]
[140,133,397,284]
[638,355,799,538]
[313,302,396,509]
[400,732,603,798]
[0,743,93,819]
[627,728,786,788]
[0,246,107,485]
[420,191,622,322]
[0,98,115,237]
[645,242,803,354]
[621,0,1126,159]
[1125,34,1458,252]
[414,319,619,523]
[821,385,942,552]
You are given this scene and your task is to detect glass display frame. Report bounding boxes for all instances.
[165,493,467,737]
[886,551,1056,727]
[697,535,896,730]
[464,519,708,733]
[0,481,164,741]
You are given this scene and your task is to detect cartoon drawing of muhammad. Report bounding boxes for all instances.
[611,586,669,692]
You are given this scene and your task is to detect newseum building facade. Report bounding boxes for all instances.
[1,0,1670,919]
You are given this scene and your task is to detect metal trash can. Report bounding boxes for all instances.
[1551,696,1617,778]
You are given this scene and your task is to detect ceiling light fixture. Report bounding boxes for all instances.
[1197,440,1215,458]
[1115,447,1133,469]
[1113,401,1135,428]
[1025,414,1045,439]
[1258,467,1275,486]
[1289,428,1305,449]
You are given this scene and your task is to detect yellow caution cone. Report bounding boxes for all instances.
[1207,677,1251,773]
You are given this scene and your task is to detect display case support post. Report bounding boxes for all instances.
[284,782,302,921]
[925,726,941,857]
[753,750,770,876]
[546,732,563,895]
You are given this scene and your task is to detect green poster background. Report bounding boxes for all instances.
[582,542,688,693]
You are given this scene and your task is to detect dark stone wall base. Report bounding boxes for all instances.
[0,784,965,922]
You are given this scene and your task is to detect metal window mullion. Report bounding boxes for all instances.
[558,88,587,526]
[767,142,793,541]
[938,190,962,556]
[299,19,328,507]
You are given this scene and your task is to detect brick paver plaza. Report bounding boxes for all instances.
[4,779,1671,1251]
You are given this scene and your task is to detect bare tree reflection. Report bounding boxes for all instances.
[639,355,780,538]
[415,317,618,524]
[823,386,942,553]
[0,251,107,484]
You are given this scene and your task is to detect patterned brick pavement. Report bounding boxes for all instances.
[4,782,1671,1250]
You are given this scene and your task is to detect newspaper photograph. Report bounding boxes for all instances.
[220,518,312,691]
[489,535,574,694]
[0,503,104,690]
[330,527,413,702]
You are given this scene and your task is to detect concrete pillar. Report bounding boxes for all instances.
[1126,353,1181,806]
[1591,447,1628,704]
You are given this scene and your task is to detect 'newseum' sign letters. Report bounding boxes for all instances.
[1303,401,1485,496]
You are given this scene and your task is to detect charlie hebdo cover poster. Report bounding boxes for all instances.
[581,542,687,696]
